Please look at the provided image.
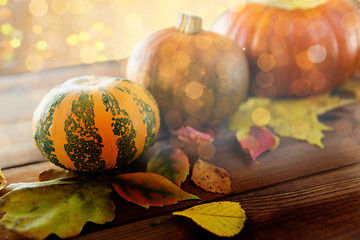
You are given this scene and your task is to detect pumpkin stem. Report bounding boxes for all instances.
[175,13,202,34]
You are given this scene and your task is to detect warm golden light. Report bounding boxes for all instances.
[25,54,44,72]
[0,0,231,74]
[1,23,12,36]
[185,81,204,100]
[341,12,360,31]
[10,38,21,48]
[227,0,246,12]
[80,45,98,63]
[274,18,292,37]
[29,0,48,17]
[158,61,176,78]
[195,33,213,50]
[0,0,8,6]
[257,53,276,72]
[307,44,327,63]
[296,51,314,70]
[173,50,190,68]
[251,108,271,126]
[36,40,47,50]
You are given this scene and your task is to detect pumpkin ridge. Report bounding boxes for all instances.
[100,87,138,169]
[92,88,118,170]
[64,91,106,171]
[129,90,157,151]
[33,93,67,170]
[147,30,178,92]
[111,84,157,151]
[322,2,360,82]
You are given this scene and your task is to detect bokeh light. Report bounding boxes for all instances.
[0,0,228,74]
[251,107,271,126]
[185,81,204,100]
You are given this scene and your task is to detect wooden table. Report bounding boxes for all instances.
[1,60,360,240]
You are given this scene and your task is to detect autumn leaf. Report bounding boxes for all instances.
[147,145,189,187]
[238,126,279,161]
[173,201,246,237]
[230,94,353,150]
[171,126,214,144]
[38,168,78,181]
[111,172,200,209]
[0,178,115,240]
[0,168,5,191]
[191,159,232,194]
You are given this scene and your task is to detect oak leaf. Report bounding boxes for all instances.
[147,145,189,186]
[173,201,246,237]
[229,94,353,159]
[191,159,232,194]
[111,172,200,209]
[0,178,115,240]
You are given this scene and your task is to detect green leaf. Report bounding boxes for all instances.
[111,172,200,209]
[147,145,189,186]
[0,168,5,191]
[173,201,246,237]
[230,94,353,149]
[0,178,115,240]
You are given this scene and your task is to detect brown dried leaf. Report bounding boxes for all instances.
[191,159,232,194]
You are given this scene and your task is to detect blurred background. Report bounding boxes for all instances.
[0,0,245,75]
[1,0,360,75]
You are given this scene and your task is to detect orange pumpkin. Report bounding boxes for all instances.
[32,76,160,171]
[211,0,360,97]
[126,13,249,130]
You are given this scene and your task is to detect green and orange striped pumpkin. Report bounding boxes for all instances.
[32,76,160,171]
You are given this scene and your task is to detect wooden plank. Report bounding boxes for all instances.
[0,61,126,168]
[51,163,360,240]
[0,60,126,124]
[2,101,360,189]
[1,61,360,239]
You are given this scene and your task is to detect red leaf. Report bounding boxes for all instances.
[147,145,189,187]
[238,126,278,160]
[111,172,200,209]
[171,126,214,144]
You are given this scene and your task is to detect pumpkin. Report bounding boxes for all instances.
[126,13,249,130]
[211,0,360,97]
[32,76,160,171]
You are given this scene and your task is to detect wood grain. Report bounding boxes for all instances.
[1,61,360,239]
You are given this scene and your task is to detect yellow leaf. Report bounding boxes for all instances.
[0,168,5,191]
[173,201,246,237]
[230,94,354,148]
